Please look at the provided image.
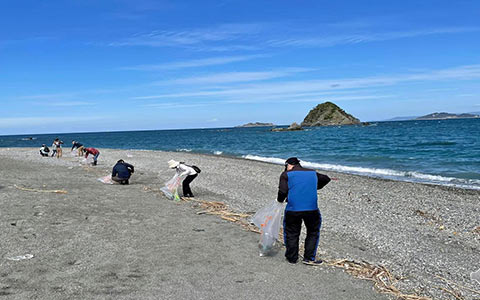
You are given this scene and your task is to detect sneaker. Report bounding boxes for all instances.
[302,259,323,266]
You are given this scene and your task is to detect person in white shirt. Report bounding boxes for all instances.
[168,159,200,198]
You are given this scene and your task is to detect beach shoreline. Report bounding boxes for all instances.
[1,147,479,299]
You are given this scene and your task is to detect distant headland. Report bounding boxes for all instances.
[415,112,480,120]
[236,122,275,128]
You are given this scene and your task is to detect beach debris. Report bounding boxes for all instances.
[472,226,480,234]
[160,174,181,201]
[435,274,480,298]
[98,175,114,184]
[126,152,133,158]
[6,254,34,261]
[14,184,67,194]
[251,200,284,256]
[471,270,480,285]
[327,259,431,300]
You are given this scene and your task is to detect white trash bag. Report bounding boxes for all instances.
[81,156,94,165]
[160,174,181,201]
[98,175,114,184]
[252,200,284,256]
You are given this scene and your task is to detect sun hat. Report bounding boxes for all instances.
[168,159,180,169]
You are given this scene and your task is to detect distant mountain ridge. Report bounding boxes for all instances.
[384,111,480,121]
[416,112,480,120]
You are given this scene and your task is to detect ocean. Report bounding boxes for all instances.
[1,118,479,190]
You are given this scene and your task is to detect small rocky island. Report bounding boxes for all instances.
[301,101,360,126]
[271,122,303,132]
[236,122,275,128]
[416,112,480,120]
[271,102,363,132]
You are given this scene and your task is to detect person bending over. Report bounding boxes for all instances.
[168,159,200,197]
[277,157,331,265]
[84,147,100,166]
[71,140,84,156]
[112,159,134,185]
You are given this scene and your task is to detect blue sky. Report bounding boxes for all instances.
[1,0,480,134]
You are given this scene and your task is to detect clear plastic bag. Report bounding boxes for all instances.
[472,268,480,284]
[160,174,181,201]
[98,175,114,184]
[81,156,94,165]
[252,200,284,256]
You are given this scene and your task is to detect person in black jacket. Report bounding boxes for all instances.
[277,157,331,265]
[111,159,134,185]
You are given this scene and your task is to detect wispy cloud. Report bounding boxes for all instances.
[110,22,479,51]
[265,27,480,48]
[110,23,264,48]
[121,54,266,71]
[133,64,480,101]
[155,68,312,85]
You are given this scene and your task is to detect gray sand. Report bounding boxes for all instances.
[1,148,479,299]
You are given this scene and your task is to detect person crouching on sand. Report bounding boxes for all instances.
[84,147,100,166]
[112,159,134,185]
[39,144,50,157]
[277,157,331,265]
[168,160,200,198]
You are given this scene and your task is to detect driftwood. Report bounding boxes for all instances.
[14,184,67,194]
[150,192,445,300]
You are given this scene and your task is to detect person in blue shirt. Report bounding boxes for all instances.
[277,157,331,265]
[111,159,135,185]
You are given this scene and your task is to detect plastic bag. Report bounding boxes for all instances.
[472,269,480,284]
[160,174,181,201]
[98,175,114,184]
[81,156,94,165]
[252,200,284,256]
[70,149,77,157]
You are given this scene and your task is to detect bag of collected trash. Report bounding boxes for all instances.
[252,200,284,256]
[160,173,181,201]
[81,156,94,165]
[98,175,114,184]
[70,149,77,157]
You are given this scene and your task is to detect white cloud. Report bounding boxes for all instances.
[133,64,480,101]
[265,27,480,48]
[110,23,264,48]
[121,54,266,71]
[110,22,479,51]
[155,68,312,85]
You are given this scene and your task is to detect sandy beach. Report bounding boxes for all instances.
[1,148,479,299]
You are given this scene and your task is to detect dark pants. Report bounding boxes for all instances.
[182,174,198,197]
[112,176,130,185]
[283,209,322,263]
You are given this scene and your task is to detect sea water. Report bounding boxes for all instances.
[1,118,479,189]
